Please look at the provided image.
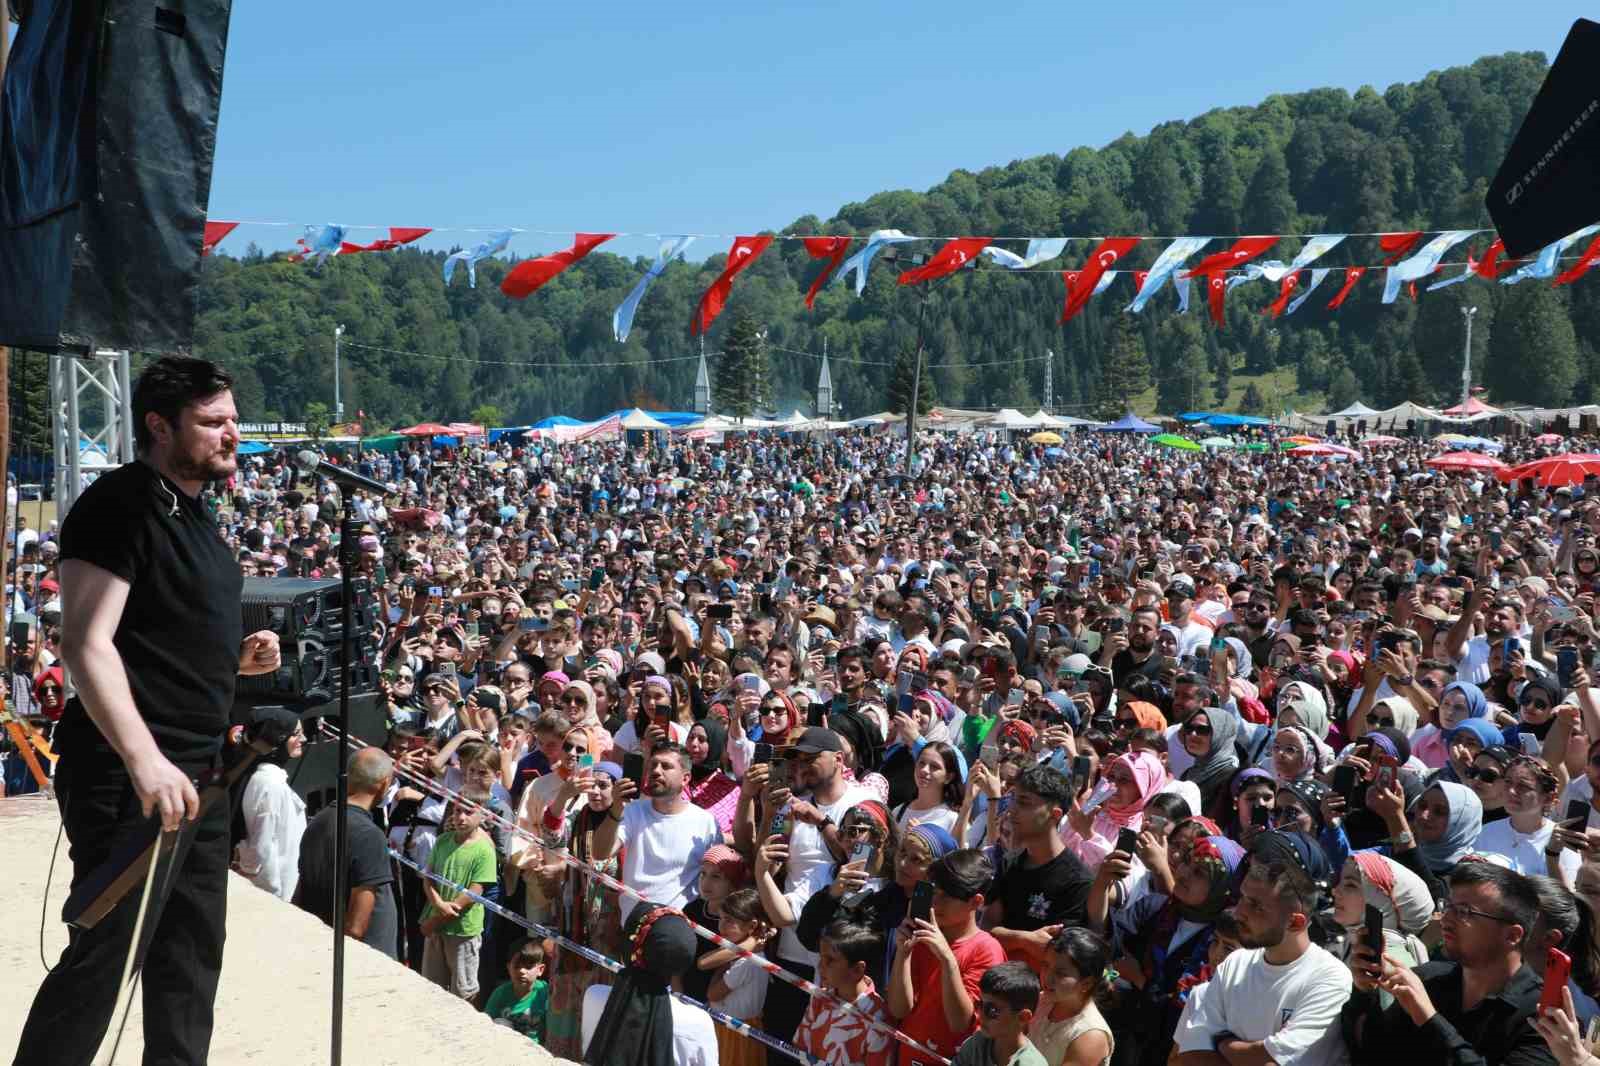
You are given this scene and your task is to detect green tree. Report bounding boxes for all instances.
[1096,317,1150,419]
[1213,351,1233,405]
[1326,367,1361,410]
[303,401,331,440]
[1239,382,1267,413]
[886,345,937,416]
[714,313,769,419]
[1487,284,1580,405]
[1156,340,1208,416]
[470,403,504,428]
[1243,149,1296,234]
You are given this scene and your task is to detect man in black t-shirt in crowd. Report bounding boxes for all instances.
[295,746,399,959]
[13,358,282,1066]
[984,765,1093,972]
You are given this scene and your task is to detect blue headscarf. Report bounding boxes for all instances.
[1444,718,1503,748]
[1412,781,1484,874]
[908,823,959,861]
[1441,680,1489,721]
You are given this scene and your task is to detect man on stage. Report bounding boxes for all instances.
[13,356,282,1066]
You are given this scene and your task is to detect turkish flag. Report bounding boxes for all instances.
[1203,270,1229,326]
[340,226,434,256]
[1060,237,1140,323]
[898,237,990,285]
[202,221,238,256]
[1379,231,1424,265]
[692,235,774,335]
[802,236,852,309]
[1183,236,1278,278]
[1327,267,1367,309]
[1134,270,1149,292]
[1263,273,1299,318]
[501,232,615,299]
[1555,233,1600,286]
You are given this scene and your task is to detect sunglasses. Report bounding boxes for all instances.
[562,741,588,754]
[560,694,585,705]
[1521,699,1551,711]
[1368,716,1395,728]
[1466,767,1503,784]
[1182,722,1213,736]
[1113,717,1138,731]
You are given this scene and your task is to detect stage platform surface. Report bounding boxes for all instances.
[0,794,573,1065]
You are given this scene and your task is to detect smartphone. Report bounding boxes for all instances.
[623,751,645,784]
[1332,764,1359,800]
[847,841,876,869]
[463,621,480,639]
[437,660,456,677]
[1071,755,1093,792]
[769,806,792,838]
[1559,648,1580,689]
[1490,530,1503,551]
[1251,805,1271,828]
[709,602,734,622]
[979,747,1000,770]
[754,742,774,765]
[1193,648,1212,674]
[910,880,935,924]
[897,691,916,715]
[769,758,790,791]
[740,674,762,694]
[428,585,444,599]
[1565,798,1591,833]
[1542,947,1573,1015]
[1373,753,1399,792]
[1032,626,1050,643]
[519,617,545,632]
[1364,903,1385,955]
[1088,559,1102,579]
[1502,637,1521,662]
[896,671,915,697]
[588,568,606,591]
[1007,687,1026,708]
[1115,827,1139,856]
[579,753,595,770]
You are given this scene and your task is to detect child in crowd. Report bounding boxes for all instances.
[683,845,747,1002]
[704,887,772,1066]
[1030,928,1115,1066]
[794,919,896,1066]
[483,936,550,1043]
[420,792,498,1000]
[952,961,1048,1066]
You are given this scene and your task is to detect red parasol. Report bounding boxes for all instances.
[1497,453,1600,487]
[1426,450,1508,473]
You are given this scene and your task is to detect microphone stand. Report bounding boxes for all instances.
[330,487,358,1066]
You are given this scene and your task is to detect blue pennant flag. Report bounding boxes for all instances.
[443,230,514,288]
[613,236,695,342]
[837,229,918,294]
[1126,237,1210,313]
[1285,268,1331,315]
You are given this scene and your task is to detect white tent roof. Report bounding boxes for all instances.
[618,408,672,431]
[1326,402,1379,419]
[1032,410,1098,427]
[985,408,1040,429]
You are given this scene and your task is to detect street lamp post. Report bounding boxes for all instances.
[1459,305,1477,409]
[334,323,345,421]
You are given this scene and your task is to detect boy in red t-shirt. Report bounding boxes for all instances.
[794,919,896,1066]
[887,849,1008,1066]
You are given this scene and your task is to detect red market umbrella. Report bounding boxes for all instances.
[1534,432,1563,445]
[396,422,454,437]
[1498,453,1600,487]
[1426,450,1508,473]
[1289,441,1359,458]
[1359,435,1403,446]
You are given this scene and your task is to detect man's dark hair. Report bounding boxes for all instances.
[978,960,1041,1013]
[1450,861,1540,947]
[648,740,692,772]
[835,644,868,668]
[929,848,993,901]
[1146,791,1191,824]
[984,645,1016,671]
[133,356,234,451]
[1246,859,1318,917]
[1130,604,1162,626]
[1013,764,1074,813]
[1417,658,1457,681]
[820,919,883,970]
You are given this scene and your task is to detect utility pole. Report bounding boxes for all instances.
[333,323,345,421]
[0,0,10,674]
[1043,349,1053,412]
[1459,305,1477,409]
[905,289,930,474]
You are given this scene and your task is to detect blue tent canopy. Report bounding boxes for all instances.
[1178,411,1216,422]
[1094,412,1161,433]
[1203,413,1274,427]
[236,440,274,456]
[597,409,702,427]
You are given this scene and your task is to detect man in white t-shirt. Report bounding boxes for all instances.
[763,726,875,1055]
[1174,859,1352,1066]
[591,742,721,922]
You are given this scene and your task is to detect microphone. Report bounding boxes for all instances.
[295,450,391,495]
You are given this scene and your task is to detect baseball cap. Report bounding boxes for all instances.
[791,727,843,754]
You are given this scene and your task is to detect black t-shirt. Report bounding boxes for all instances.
[295,802,398,959]
[1112,647,1162,689]
[992,847,1093,930]
[53,461,244,767]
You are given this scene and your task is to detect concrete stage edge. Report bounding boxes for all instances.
[0,795,574,1065]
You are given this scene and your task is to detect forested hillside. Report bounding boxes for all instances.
[190,50,1600,427]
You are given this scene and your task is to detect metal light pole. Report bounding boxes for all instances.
[334,323,345,420]
[1459,305,1477,409]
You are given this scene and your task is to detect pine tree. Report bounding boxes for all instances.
[1096,316,1150,419]
[1487,284,1579,406]
[715,313,769,419]
[1243,149,1297,234]
[1213,351,1233,405]
[1239,383,1267,413]
[886,344,937,416]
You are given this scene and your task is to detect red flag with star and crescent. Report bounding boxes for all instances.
[1263,273,1299,318]
[1556,233,1600,286]
[202,221,238,257]
[898,238,991,285]
[1060,237,1140,323]
[692,236,774,335]
[501,232,615,299]
[1473,238,1523,280]
[1379,231,1424,265]
[340,226,433,256]
[1182,236,1278,279]
[801,236,852,309]
[1203,270,1229,325]
[1327,267,1366,309]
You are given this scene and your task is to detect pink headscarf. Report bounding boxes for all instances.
[1100,750,1167,830]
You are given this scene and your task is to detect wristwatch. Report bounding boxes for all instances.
[1388,829,1415,849]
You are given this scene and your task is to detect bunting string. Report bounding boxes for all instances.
[321,722,954,1065]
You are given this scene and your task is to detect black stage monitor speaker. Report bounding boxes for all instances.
[237,576,381,702]
[231,692,386,815]
[1487,19,1600,257]
[0,0,234,352]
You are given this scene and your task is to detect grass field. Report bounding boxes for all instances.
[1127,366,1327,419]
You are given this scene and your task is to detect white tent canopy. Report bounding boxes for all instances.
[984,408,1042,430]
[618,408,672,431]
[1327,402,1379,419]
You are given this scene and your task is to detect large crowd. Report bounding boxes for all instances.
[12,422,1600,1066]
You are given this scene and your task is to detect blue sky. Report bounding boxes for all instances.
[209,1,1578,262]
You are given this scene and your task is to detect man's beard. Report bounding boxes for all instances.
[1232,912,1286,950]
[173,447,235,483]
[1129,637,1155,656]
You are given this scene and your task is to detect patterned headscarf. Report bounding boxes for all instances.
[1102,750,1167,830]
